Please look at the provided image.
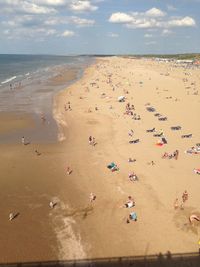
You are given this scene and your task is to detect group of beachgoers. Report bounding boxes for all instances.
[13,60,199,235]
[88,136,97,146]
[162,150,179,160]
[174,190,189,210]
[122,196,137,223]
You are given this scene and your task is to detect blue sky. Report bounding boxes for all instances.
[0,0,199,55]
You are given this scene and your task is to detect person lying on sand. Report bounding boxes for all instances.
[128,158,136,163]
[89,193,96,203]
[129,172,138,181]
[123,196,135,208]
[189,214,200,224]
[126,212,137,223]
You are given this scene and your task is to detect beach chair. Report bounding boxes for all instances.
[171,126,181,130]
[146,128,155,133]
[129,139,140,144]
[107,162,119,171]
[158,117,167,121]
[154,113,161,117]
[181,134,192,138]
[146,107,156,112]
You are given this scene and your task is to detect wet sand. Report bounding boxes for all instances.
[0,57,200,263]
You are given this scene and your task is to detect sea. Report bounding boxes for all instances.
[0,54,94,143]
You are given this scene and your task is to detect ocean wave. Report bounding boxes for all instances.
[1,76,17,84]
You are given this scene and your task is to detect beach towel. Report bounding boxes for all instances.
[107,162,116,169]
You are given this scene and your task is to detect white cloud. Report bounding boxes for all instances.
[34,0,67,6]
[145,7,165,17]
[144,33,153,38]
[107,32,119,38]
[61,30,75,37]
[108,8,196,30]
[168,16,196,27]
[69,0,98,12]
[0,0,57,14]
[108,12,133,23]
[44,15,95,27]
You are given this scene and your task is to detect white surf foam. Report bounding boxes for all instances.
[1,76,17,84]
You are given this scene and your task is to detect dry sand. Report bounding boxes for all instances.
[0,57,199,263]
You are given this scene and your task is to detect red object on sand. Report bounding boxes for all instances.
[156,143,163,147]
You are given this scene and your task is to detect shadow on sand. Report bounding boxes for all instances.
[1,251,200,267]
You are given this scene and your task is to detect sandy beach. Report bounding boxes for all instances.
[0,56,200,263]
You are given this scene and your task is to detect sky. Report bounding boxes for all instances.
[0,0,200,55]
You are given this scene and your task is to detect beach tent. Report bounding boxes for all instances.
[118,96,125,102]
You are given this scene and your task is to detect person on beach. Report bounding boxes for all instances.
[128,158,136,163]
[66,166,72,175]
[189,214,200,225]
[124,196,135,208]
[128,129,134,137]
[182,190,188,202]
[89,193,96,203]
[49,201,55,209]
[126,212,137,223]
[174,198,179,209]
[41,114,46,123]
[89,136,92,145]
[35,150,41,156]
[174,150,179,160]
[92,137,96,146]
[9,213,14,221]
[129,172,138,181]
[21,136,25,145]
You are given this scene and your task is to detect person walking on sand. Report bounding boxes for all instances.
[9,213,14,221]
[21,136,25,145]
[66,166,72,175]
[49,201,55,209]
[174,150,179,160]
[174,198,179,209]
[182,190,188,202]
